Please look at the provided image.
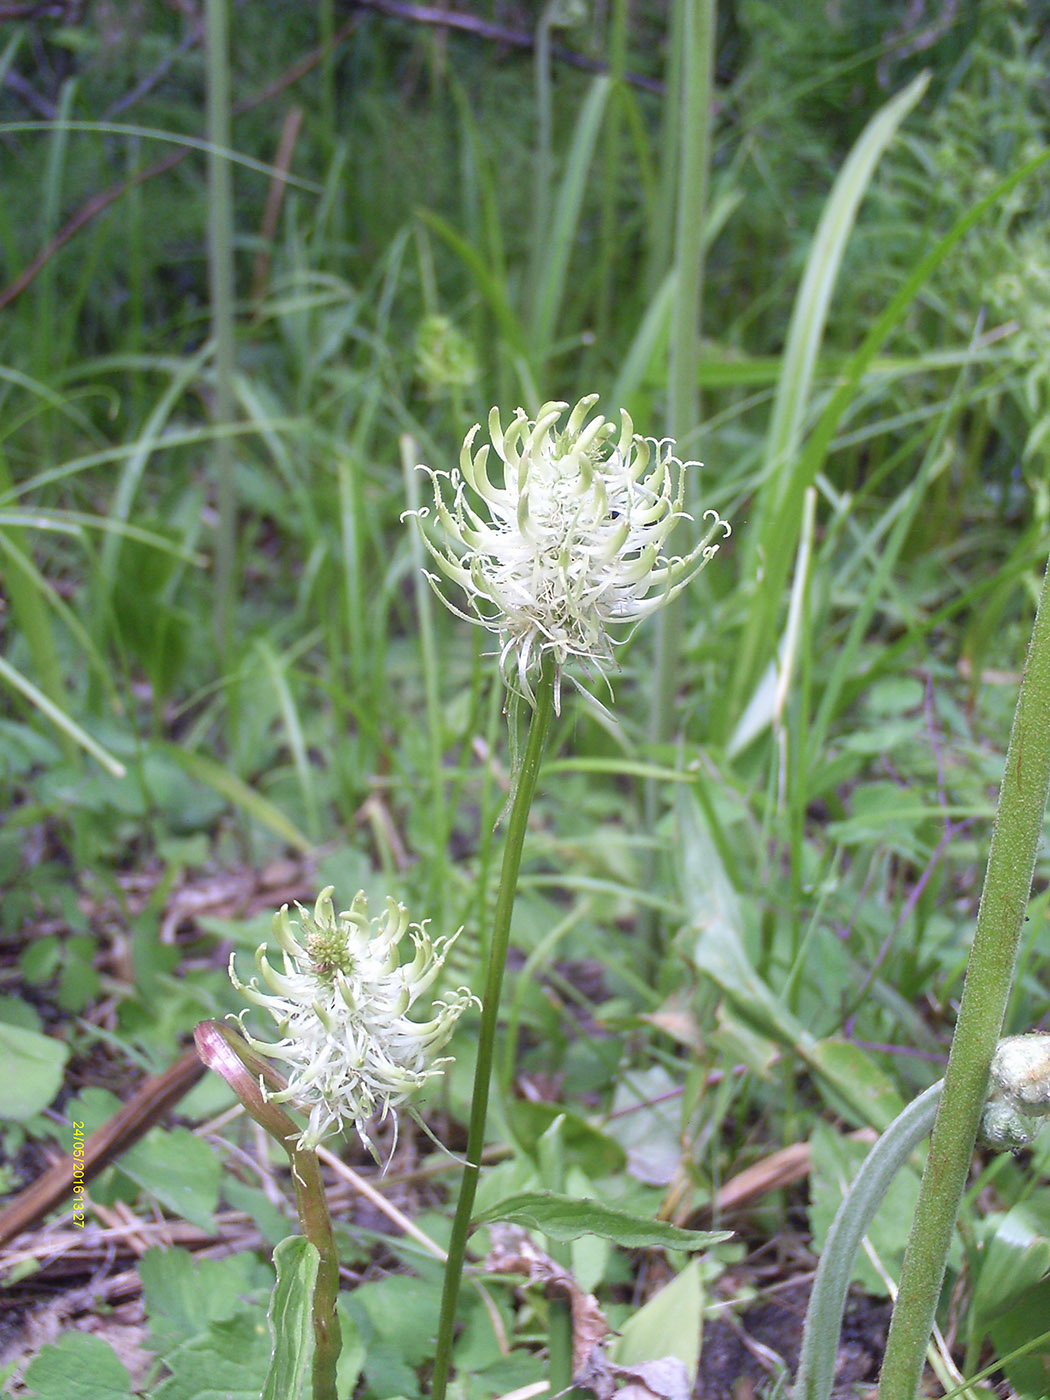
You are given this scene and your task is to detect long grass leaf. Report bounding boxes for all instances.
[0,532,115,694]
[158,743,312,852]
[416,209,528,359]
[727,140,1048,739]
[527,75,611,364]
[0,121,322,193]
[727,71,929,724]
[755,71,931,551]
[255,640,319,843]
[97,348,208,591]
[609,272,675,409]
[206,0,237,669]
[0,655,126,777]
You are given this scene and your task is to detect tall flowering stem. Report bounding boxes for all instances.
[877,552,1050,1400]
[430,653,557,1400]
[414,397,726,1394]
[194,1020,341,1400]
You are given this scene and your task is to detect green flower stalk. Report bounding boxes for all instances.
[409,394,729,707]
[195,1019,343,1400]
[229,886,477,1155]
[877,551,1050,1400]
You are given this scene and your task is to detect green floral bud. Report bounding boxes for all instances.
[979,1098,1042,1152]
[415,314,478,398]
[977,1034,1050,1154]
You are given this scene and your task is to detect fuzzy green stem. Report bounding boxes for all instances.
[430,657,557,1400]
[876,552,1050,1400]
[194,1022,341,1400]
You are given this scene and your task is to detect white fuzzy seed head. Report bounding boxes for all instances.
[229,887,477,1154]
[406,395,730,705]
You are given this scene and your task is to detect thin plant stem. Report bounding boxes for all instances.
[537,1119,583,1397]
[205,0,237,684]
[645,0,715,967]
[549,1301,575,1392]
[319,0,336,140]
[401,433,450,923]
[876,551,1050,1400]
[430,656,557,1400]
[527,1,554,351]
[194,1022,341,1400]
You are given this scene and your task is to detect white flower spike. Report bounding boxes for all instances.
[229,887,477,1155]
[407,395,730,707]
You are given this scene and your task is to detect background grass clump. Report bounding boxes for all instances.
[2,2,1050,1397]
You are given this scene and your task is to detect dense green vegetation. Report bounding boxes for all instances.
[3,2,1050,1396]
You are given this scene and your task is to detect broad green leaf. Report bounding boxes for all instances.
[679,793,908,1132]
[151,1314,273,1400]
[688,910,811,1050]
[806,1040,905,1133]
[974,1195,1050,1328]
[140,1247,270,1357]
[474,1191,731,1250]
[503,1100,626,1176]
[335,1300,366,1398]
[157,743,311,852]
[987,1279,1050,1399]
[605,1066,683,1187]
[350,1275,442,1367]
[674,788,744,946]
[262,1237,318,1400]
[610,1259,703,1381]
[223,1177,292,1247]
[21,1333,131,1400]
[0,995,42,1032]
[0,1023,68,1120]
[116,1127,220,1233]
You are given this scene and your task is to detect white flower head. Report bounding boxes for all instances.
[407,395,730,706]
[229,887,477,1155]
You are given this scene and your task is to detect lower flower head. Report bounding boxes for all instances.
[229,887,477,1155]
[406,395,730,706]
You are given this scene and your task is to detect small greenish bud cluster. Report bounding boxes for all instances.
[414,314,478,398]
[229,887,477,1154]
[407,395,730,707]
[979,1033,1050,1152]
